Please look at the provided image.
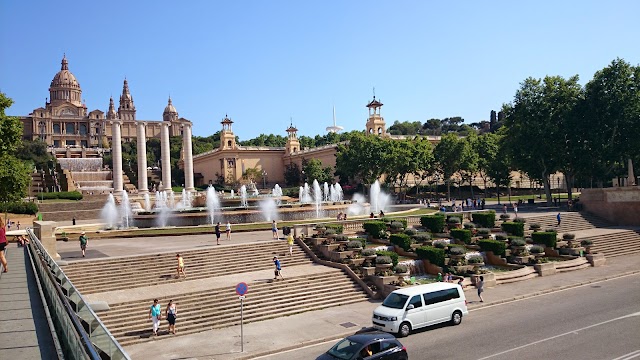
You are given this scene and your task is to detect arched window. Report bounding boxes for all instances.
[66,123,75,134]
[79,124,88,135]
[227,140,232,147]
[378,127,382,135]
[53,124,61,134]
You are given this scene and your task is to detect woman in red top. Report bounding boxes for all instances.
[0,218,8,272]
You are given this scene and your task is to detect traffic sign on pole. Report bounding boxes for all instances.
[236,282,248,296]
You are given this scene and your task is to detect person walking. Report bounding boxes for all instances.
[215,222,221,245]
[272,220,278,239]
[149,299,162,336]
[476,275,485,302]
[226,221,232,240]
[513,203,519,219]
[176,254,186,278]
[165,300,178,335]
[16,221,20,230]
[79,231,88,258]
[287,232,294,256]
[0,218,8,273]
[557,212,561,226]
[273,256,284,280]
[502,204,508,214]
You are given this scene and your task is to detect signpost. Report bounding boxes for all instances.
[235,282,248,352]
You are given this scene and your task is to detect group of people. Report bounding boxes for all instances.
[438,272,484,302]
[4,219,20,230]
[335,212,348,221]
[214,221,232,245]
[450,198,486,212]
[149,299,178,336]
[369,210,385,218]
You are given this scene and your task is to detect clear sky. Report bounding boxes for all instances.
[1,0,638,139]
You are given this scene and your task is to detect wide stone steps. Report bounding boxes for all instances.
[524,212,611,233]
[97,272,368,346]
[63,242,312,294]
[581,230,640,258]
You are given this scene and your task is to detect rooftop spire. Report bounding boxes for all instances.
[61,54,68,70]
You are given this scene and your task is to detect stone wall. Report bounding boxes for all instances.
[580,187,640,226]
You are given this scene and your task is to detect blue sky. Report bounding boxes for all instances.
[1,0,639,139]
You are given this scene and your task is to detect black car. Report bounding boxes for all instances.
[316,331,408,360]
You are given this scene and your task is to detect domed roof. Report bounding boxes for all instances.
[163,97,177,114]
[50,55,80,89]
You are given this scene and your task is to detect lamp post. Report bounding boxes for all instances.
[557,176,561,206]
[262,170,267,189]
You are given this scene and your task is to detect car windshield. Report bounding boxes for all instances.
[327,338,363,360]
[382,293,409,309]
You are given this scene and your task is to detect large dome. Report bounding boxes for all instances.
[50,55,80,89]
[163,97,177,114]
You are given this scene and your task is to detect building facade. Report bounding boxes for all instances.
[20,55,191,156]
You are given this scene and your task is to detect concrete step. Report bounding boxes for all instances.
[580,230,640,257]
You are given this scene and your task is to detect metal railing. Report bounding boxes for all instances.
[26,228,131,360]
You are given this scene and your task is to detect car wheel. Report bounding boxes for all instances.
[398,322,411,337]
[451,310,462,325]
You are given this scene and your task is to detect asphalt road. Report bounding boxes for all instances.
[256,274,640,360]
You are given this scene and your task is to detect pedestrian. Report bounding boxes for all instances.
[287,232,294,256]
[165,300,178,335]
[513,203,518,218]
[176,254,186,278]
[16,221,20,230]
[437,272,443,282]
[226,221,231,240]
[215,222,221,245]
[557,212,561,226]
[0,218,8,272]
[72,216,76,226]
[337,212,342,221]
[79,231,88,258]
[370,212,375,218]
[273,256,284,280]
[476,275,484,302]
[343,213,347,221]
[379,210,385,217]
[502,204,507,214]
[272,220,278,239]
[149,299,162,336]
[481,198,486,210]
[457,277,465,288]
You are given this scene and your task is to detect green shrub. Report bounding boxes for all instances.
[446,214,463,224]
[532,232,557,248]
[530,245,545,254]
[390,221,405,231]
[510,238,526,247]
[362,248,376,257]
[448,246,466,255]
[394,264,409,273]
[334,235,349,242]
[563,233,576,240]
[468,255,484,264]
[529,223,541,231]
[472,211,496,228]
[324,229,336,237]
[363,221,386,237]
[0,201,39,215]
[500,213,511,221]
[501,222,525,237]
[393,219,408,229]
[416,246,445,267]
[404,228,417,236]
[375,250,399,266]
[450,229,472,244]
[581,239,593,246]
[376,256,392,265]
[37,191,83,201]
[347,240,363,249]
[412,233,431,242]
[478,239,506,256]
[433,241,447,249]
[325,223,344,234]
[513,217,526,224]
[477,228,491,236]
[420,214,445,233]
[390,233,413,251]
[494,234,507,241]
[463,222,476,230]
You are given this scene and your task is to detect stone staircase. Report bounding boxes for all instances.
[579,230,640,258]
[524,212,612,233]
[63,241,312,294]
[99,270,369,346]
[38,200,107,222]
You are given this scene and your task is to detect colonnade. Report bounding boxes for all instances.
[110,120,195,194]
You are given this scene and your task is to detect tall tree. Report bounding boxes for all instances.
[383,137,434,198]
[458,132,479,199]
[0,93,31,213]
[434,133,464,201]
[301,158,333,184]
[476,133,500,198]
[335,133,389,191]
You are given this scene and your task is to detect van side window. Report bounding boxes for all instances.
[408,295,423,309]
[424,288,460,305]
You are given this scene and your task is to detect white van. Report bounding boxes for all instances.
[372,282,468,337]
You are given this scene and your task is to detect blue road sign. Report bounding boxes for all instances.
[236,282,248,296]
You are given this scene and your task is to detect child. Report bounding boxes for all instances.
[176,254,186,278]
[273,256,284,280]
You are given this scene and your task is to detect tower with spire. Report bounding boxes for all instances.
[163,96,178,122]
[365,92,386,136]
[326,106,344,133]
[220,115,236,150]
[106,96,117,120]
[118,79,136,121]
[285,120,300,155]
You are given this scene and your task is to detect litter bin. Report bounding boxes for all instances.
[282,226,291,236]
[527,199,534,204]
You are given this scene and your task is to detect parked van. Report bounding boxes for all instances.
[372,282,468,337]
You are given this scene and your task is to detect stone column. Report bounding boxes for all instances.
[183,123,195,191]
[111,120,124,193]
[136,121,148,194]
[33,221,60,260]
[160,122,172,191]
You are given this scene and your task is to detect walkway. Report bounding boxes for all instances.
[0,246,59,360]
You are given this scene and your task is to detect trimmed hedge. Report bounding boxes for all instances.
[532,232,558,248]
[380,218,408,229]
[0,202,39,215]
[501,222,525,237]
[416,246,445,267]
[325,223,344,234]
[363,221,386,237]
[420,214,445,233]
[478,239,506,256]
[472,211,496,228]
[37,191,83,201]
[376,250,399,266]
[450,228,472,244]
[412,233,431,242]
[390,233,413,251]
[446,213,464,224]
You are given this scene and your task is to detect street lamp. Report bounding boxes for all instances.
[262,170,267,189]
[557,176,561,206]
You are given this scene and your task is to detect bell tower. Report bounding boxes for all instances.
[118,79,136,121]
[285,121,300,155]
[365,95,386,136]
[220,115,236,150]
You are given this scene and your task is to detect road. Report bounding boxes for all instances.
[256,274,640,360]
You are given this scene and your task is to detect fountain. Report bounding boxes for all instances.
[330,183,344,202]
[143,193,151,211]
[259,197,279,222]
[178,189,193,209]
[239,185,248,208]
[300,183,311,203]
[323,182,330,202]
[100,194,119,228]
[230,189,235,198]
[206,186,221,225]
[369,180,391,214]
[155,191,171,227]
[169,191,176,209]
[272,184,283,206]
[120,190,132,228]
[312,180,323,218]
